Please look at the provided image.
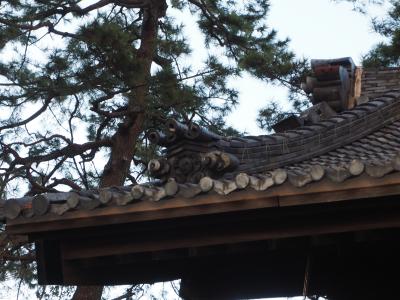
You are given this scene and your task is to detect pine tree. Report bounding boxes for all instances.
[0,1,307,298]
[333,0,400,67]
[362,0,400,67]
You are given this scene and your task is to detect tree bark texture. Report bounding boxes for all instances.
[72,286,104,300]
[72,2,166,299]
[100,2,163,187]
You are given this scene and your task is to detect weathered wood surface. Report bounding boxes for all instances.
[58,200,400,262]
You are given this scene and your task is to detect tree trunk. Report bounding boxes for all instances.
[100,1,164,187]
[72,286,104,300]
[71,2,166,299]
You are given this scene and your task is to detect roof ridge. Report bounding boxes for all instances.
[224,92,400,173]
[231,92,400,146]
[146,92,400,183]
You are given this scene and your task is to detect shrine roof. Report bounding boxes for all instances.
[4,58,400,227]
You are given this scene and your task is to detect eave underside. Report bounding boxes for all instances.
[7,173,400,299]
[32,193,400,300]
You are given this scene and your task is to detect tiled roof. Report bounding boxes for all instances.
[222,93,400,175]
[361,68,400,100]
[5,57,400,222]
[4,91,400,220]
[145,94,400,184]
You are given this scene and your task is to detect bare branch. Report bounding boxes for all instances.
[9,134,72,148]
[0,96,52,132]
[47,178,83,191]
[4,139,112,167]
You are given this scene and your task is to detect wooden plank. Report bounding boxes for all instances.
[61,254,182,285]
[280,183,400,207]
[60,198,400,260]
[61,248,304,287]
[12,195,278,235]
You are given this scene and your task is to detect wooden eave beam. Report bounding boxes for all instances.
[6,172,400,235]
[59,206,400,260]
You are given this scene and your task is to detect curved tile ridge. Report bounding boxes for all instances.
[220,92,400,174]
[5,152,400,221]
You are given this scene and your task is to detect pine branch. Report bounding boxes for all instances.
[4,139,113,167]
[0,96,52,132]
[47,178,83,191]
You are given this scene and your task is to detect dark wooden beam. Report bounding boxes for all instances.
[56,196,400,261]
[57,235,400,300]
[35,239,64,285]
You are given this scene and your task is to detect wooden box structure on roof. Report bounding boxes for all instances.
[5,58,400,299]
